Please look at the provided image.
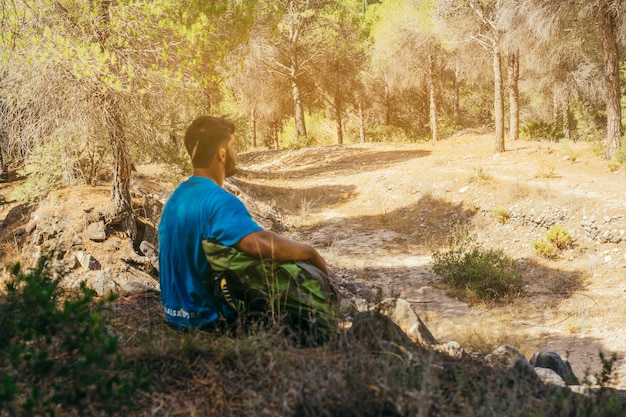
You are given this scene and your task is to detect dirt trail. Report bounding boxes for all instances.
[238,134,626,387]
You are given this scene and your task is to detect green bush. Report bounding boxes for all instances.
[532,239,557,258]
[0,258,148,416]
[533,226,572,258]
[545,226,572,249]
[520,121,564,142]
[432,227,524,304]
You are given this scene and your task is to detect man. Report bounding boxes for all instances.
[158,116,337,340]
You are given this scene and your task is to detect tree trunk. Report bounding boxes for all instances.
[427,55,438,142]
[0,146,6,180]
[334,91,343,145]
[0,101,6,180]
[562,102,571,140]
[508,49,519,141]
[271,121,280,150]
[358,99,365,143]
[250,108,257,148]
[103,95,136,239]
[454,60,460,126]
[291,77,307,138]
[493,44,505,153]
[601,7,622,159]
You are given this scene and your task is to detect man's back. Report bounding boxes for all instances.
[158,176,261,329]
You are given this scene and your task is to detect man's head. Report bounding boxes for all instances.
[184,116,237,176]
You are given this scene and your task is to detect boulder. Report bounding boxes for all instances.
[375,298,438,346]
[529,350,579,385]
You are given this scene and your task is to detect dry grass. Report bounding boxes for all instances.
[96,294,625,417]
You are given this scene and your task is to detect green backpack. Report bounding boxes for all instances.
[201,239,339,343]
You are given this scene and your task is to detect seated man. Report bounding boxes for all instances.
[158,115,338,342]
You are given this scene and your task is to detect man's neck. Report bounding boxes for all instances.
[193,168,224,187]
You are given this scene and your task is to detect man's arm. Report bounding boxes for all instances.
[234,230,329,274]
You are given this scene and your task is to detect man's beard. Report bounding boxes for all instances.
[225,152,238,177]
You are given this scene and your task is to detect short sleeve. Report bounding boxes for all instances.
[207,192,262,246]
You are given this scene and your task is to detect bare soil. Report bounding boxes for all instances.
[1,132,626,388]
[236,132,626,387]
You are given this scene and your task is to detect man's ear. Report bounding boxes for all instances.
[216,146,227,163]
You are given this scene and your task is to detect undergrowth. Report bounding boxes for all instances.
[0,258,148,416]
[2,255,626,416]
[432,225,524,305]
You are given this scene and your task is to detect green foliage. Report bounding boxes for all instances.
[0,259,148,415]
[520,121,564,142]
[367,124,415,143]
[533,226,572,258]
[279,113,336,149]
[614,144,626,167]
[532,239,558,258]
[545,226,572,249]
[11,137,84,203]
[432,226,524,304]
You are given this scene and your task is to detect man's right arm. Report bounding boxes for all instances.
[234,230,329,275]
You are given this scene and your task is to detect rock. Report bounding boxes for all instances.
[348,310,415,351]
[85,268,119,296]
[534,367,566,387]
[529,350,580,385]
[439,341,467,359]
[511,357,539,386]
[375,298,438,346]
[76,251,102,271]
[139,240,157,258]
[87,221,107,242]
[486,344,526,368]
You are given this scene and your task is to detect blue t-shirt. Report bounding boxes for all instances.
[157,176,262,329]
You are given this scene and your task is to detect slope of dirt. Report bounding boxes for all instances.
[1,133,626,388]
[236,133,626,387]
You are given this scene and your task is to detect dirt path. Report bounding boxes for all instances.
[238,133,626,387]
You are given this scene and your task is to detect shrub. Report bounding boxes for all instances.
[532,239,557,258]
[491,207,510,224]
[432,226,524,305]
[0,258,148,416]
[534,226,572,258]
[545,226,572,249]
[520,121,564,142]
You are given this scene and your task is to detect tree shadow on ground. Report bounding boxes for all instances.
[235,180,358,213]
[238,148,431,180]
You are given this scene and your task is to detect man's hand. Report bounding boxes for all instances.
[235,230,329,275]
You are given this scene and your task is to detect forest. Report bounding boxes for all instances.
[0,0,625,229]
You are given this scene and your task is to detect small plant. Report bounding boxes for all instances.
[534,159,557,178]
[532,239,558,258]
[471,167,493,184]
[520,121,564,142]
[432,225,524,305]
[533,226,572,258]
[0,257,148,416]
[608,161,620,172]
[491,207,510,224]
[545,225,572,249]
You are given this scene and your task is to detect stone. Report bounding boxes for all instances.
[439,341,466,359]
[529,350,579,385]
[348,310,415,350]
[486,344,526,368]
[76,251,102,271]
[375,298,438,346]
[534,367,566,387]
[87,220,107,242]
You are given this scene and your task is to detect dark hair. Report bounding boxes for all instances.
[184,116,235,169]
